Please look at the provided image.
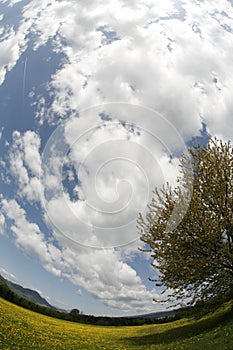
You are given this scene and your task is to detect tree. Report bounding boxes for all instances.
[137,138,233,306]
[69,308,80,321]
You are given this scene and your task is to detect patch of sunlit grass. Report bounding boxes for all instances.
[0,297,232,349]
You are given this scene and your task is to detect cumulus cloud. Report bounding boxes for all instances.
[60,244,162,313]
[3,122,172,312]
[2,0,232,139]
[1,198,63,277]
[0,196,162,312]
[1,0,233,314]
[0,10,31,86]
[8,130,42,202]
[3,124,168,312]
[0,0,63,86]
[41,108,181,249]
[37,0,232,143]
[0,212,5,234]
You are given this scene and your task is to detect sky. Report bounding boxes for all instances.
[0,0,233,316]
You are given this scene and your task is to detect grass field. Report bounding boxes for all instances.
[0,297,232,349]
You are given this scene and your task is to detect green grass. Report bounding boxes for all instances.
[0,297,232,349]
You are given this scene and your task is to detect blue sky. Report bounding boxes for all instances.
[0,0,232,316]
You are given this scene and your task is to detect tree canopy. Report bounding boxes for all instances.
[138,138,233,306]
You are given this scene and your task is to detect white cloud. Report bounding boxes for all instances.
[76,288,82,296]
[1,0,232,141]
[9,130,42,202]
[0,196,162,312]
[2,122,168,312]
[3,125,165,312]
[38,110,178,312]
[61,246,161,313]
[35,0,232,144]
[1,198,63,277]
[2,0,23,6]
[0,28,20,85]
[22,131,42,177]
[0,267,17,282]
[2,0,233,314]
[41,109,181,249]
[0,212,5,234]
[0,11,31,86]
[0,0,63,86]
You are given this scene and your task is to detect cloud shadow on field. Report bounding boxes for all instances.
[123,306,233,346]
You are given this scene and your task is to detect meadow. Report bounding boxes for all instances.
[0,297,232,350]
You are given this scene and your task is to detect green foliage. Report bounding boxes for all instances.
[138,138,233,306]
[69,308,80,321]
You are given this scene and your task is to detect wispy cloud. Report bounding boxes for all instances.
[0,267,18,283]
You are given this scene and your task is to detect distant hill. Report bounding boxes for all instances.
[0,273,176,325]
[0,273,179,325]
[0,274,55,309]
[128,310,175,319]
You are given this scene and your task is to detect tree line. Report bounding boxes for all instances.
[0,277,177,326]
